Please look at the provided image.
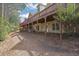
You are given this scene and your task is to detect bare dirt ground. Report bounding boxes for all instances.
[2,31,79,56]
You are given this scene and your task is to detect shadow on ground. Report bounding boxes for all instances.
[11,31,79,56]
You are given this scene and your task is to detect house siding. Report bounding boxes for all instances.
[32,20,65,33]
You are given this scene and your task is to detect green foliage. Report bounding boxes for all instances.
[9,14,20,32]
[57,4,79,24]
[0,15,19,41]
[0,4,25,41]
[0,17,9,41]
[56,3,79,33]
[56,4,67,21]
[20,4,26,11]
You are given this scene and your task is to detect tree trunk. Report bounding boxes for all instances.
[60,21,63,40]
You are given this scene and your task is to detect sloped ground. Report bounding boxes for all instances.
[0,32,31,56]
[0,32,21,55]
[1,31,79,56]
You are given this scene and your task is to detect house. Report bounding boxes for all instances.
[20,18,28,31]
[27,3,60,33]
[26,3,79,34]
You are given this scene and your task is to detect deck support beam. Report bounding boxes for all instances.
[44,17,47,40]
[32,22,33,32]
[37,20,39,32]
[27,24,30,32]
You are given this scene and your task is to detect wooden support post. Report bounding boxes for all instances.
[32,22,34,32]
[37,20,39,32]
[60,21,63,40]
[44,17,47,40]
[28,24,29,32]
[32,22,33,32]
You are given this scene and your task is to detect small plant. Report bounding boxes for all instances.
[0,17,7,41]
[0,15,20,41]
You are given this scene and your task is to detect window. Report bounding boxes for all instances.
[56,23,59,30]
[52,23,59,30]
[52,23,55,30]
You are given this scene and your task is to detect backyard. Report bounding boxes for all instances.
[0,3,79,56]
